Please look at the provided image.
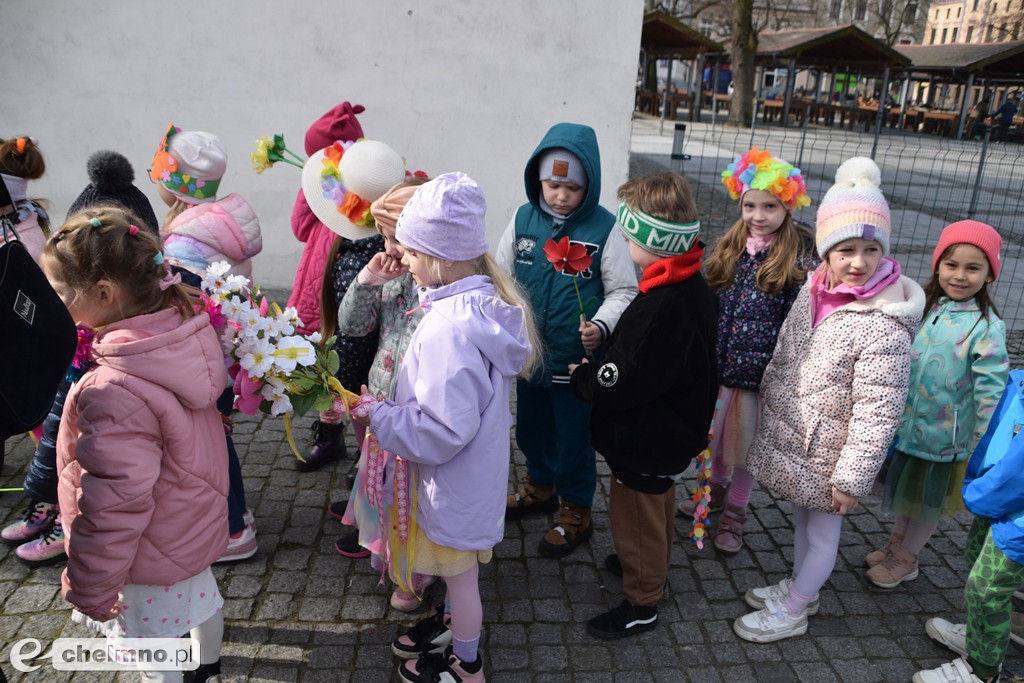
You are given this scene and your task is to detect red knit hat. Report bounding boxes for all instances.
[932,220,1003,281]
[304,102,365,156]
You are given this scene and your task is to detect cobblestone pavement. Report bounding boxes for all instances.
[2,406,1023,682]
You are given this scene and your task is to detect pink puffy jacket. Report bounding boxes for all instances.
[58,308,229,619]
[161,193,262,279]
[285,189,337,334]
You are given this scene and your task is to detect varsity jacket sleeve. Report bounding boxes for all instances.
[494,213,518,275]
[969,317,1009,445]
[590,230,638,340]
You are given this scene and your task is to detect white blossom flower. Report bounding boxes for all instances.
[239,336,275,377]
[272,336,317,372]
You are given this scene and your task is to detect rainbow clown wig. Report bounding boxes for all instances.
[720,146,811,212]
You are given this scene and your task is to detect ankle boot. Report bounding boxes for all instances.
[714,502,746,554]
[865,532,904,567]
[539,498,593,558]
[866,542,919,588]
[296,420,347,472]
[678,481,727,517]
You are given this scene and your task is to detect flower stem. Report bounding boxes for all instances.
[280,158,305,169]
[573,276,595,361]
[285,148,306,164]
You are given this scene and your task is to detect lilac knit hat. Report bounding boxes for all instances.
[396,172,488,261]
[815,157,891,258]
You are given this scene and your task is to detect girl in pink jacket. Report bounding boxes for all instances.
[44,206,228,683]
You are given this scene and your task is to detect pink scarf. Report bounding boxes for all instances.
[746,232,775,256]
[811,256,901,327]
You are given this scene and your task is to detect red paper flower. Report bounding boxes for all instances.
[543,237,592,276]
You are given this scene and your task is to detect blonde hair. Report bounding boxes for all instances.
[617,171,698,223]
[161,199,190,230]
[704,215,814,295]
[45,205,199,321]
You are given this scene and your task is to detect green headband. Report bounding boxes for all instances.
[616,202,700,257]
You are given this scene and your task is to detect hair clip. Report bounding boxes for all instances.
[15,138,27,154]
[153,252,165,265]
[52,230,64,242]
[128,224,139,236]
[89,217,102,228]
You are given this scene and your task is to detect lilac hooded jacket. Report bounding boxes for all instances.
[369,275,531,551]
[58,308,229,618]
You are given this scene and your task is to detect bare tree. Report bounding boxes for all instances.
[728,0,759,126]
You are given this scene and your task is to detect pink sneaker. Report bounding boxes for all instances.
[391,574,437,612]
[398,647,483,683]
[216,524,257,563]
[16,518,67,567]
[2,501,57,545]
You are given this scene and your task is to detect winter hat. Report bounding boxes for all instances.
[370,182,423,236]
[304,102,366,156]
[932,220,1002,281]
[815,157,891,258]
[149,124,227,204]
[67,150,160,233]
[301,139,407,240]
[721,146,810,212]
[537,148,588,188]
[395,172,488,262]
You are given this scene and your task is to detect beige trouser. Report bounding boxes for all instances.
[609,476,675,607]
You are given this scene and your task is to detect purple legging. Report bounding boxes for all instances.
[786,505,843,613]
[445,563,482,664]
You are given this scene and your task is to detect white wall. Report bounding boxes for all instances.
[2,0,644,289]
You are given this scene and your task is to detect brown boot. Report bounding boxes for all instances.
[866,542,919,588]
[538,499,593,558]
[714,502,746,553]
[865,532,905,567]
[505,475,558,520]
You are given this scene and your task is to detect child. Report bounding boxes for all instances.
[298,137,408,471]
[67,150,161,233]
[331,177,435,614]
[568,172,717,639]
[44,206,227,683]
[151,123,259,562]
[734,157,925,643]
[868,220,1008,588]
[287,101,366,334]
[497,122,638,558]
[685,147,816,554]
[151,124,262,278]
[916,369,1024,683]
[0,136,49,261]
[352,173,538,682]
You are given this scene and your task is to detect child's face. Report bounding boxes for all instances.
[541,180,585,216]
[628,240,661,270]
[377,223,405,261]
[825,238,884,288]
[42,255,118,328]
[741,190,787,237]
[937,243,992,302]
[400,246,433,287]
[157,184,177,208]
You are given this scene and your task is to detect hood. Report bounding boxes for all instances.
[846,274,926,336]
[419,275,531,377]
[90,308,226,410]
[523,122,603,225]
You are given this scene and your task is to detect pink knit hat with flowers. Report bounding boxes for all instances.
[721,146,811,212]
[932,220,1003,281]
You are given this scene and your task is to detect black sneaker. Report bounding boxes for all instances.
[391,603,453,659]
[328,499,348,521]
[296,421,347,472]
[183,659,220,683]
[586,599,659,640]
[335,529,370,558]
[398,646,483,683]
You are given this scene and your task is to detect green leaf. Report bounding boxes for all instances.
[312,396,334,412]
[292,377,317,390]
[290,392,317,417]
[326,350,340,377]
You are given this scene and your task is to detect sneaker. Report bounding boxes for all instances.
[15,518,67,567]
[912,658,989,683]
[1014,590,1024,602]
[586,599,659,640]
[866,542,919,588]
[926,617,968,659]
[398,646,483,683]
[328,499,349,521]
[865,533,904,567]
[215,524,257,563]
[744,577,820,615]
[183,659,222,683]
[733,597,808,643]
[1012,611,1024,647]
[242,509,255,529]
[296,420,347,472]
[335,529,370,558]
[505,476,558,520]
[392,603,453,660]
[391,574,437,612]
[538,499,592,558]
[714,502,746,554]
[2,500,57,545]
[678,481,727,517]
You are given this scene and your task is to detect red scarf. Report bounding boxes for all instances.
[638,243,704,293]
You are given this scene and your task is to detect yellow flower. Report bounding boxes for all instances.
[251,136,273,174]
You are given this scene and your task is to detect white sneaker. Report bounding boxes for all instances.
[744,577,819,615]
[925,617,968,659]
[733,597,808,643]
[912,658,986,683]
[216,524,257,563]
[1011,611,1024,647]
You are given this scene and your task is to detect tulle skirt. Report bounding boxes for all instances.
[881,449,967,524]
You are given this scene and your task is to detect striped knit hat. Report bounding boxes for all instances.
[815,157,891,258]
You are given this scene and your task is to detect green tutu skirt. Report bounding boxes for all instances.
[881,449,966,524]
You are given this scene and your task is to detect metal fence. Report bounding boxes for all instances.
[630,113,1024,357]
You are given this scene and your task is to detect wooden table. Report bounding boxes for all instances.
[921,111,959,137]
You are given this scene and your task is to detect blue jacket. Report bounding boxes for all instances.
[896,298,1007,462]
[496,123,637,386]
[963,369,1024,565]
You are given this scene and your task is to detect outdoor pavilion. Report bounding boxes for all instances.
[635,9,725,127]
[894,41,1024,139]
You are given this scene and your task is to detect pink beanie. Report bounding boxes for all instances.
[932,220,1003,281]
[304,102,366,156]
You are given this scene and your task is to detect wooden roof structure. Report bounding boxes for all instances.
[640,10,724,58]
[895,40,1024,81]
[756,25,911,69]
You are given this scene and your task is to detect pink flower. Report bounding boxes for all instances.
[233,372,264,415]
